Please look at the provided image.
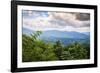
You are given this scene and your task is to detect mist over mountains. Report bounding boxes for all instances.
[23,27,90,45]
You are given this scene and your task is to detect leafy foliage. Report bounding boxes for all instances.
[22,31,90,62]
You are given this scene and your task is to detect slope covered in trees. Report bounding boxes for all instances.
[22,31,90,62]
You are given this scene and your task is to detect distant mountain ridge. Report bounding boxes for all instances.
[23,27,90,39]
[82,32,90,35]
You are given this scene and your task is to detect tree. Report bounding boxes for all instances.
[62,42,88,60]
[30,31,42,40]
[22,31,43,62]
[22,31,89,62]
[54,40,63,60]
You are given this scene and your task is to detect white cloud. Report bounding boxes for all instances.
[23,11,90,32]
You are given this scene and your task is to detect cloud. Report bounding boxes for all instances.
[22,10,49,18]
[22,10,90,32]
[50,12,90,28]
[75,13,90,21]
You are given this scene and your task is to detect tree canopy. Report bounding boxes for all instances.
[22,31,90,62]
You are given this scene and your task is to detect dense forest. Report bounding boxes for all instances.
[22,31,90,62]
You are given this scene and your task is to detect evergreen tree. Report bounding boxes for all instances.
[54,40,63,60]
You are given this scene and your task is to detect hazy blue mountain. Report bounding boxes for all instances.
[23,27,89,39]
[23,27,33,34]
[40,30,89,39]
[23,27,90,45]
[82,32,90,35]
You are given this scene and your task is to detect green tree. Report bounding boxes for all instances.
[22,31,43,62]
[54,40,63,60]
[62,42,88,60]
[22,31,89,62]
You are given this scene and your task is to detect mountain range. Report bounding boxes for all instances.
[23,27,90,39]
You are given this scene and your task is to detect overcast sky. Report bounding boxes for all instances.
[22,10,90,32]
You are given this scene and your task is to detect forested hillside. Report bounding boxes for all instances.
[22,31,90,62]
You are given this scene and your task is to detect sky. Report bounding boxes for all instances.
[22,10,90,32]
